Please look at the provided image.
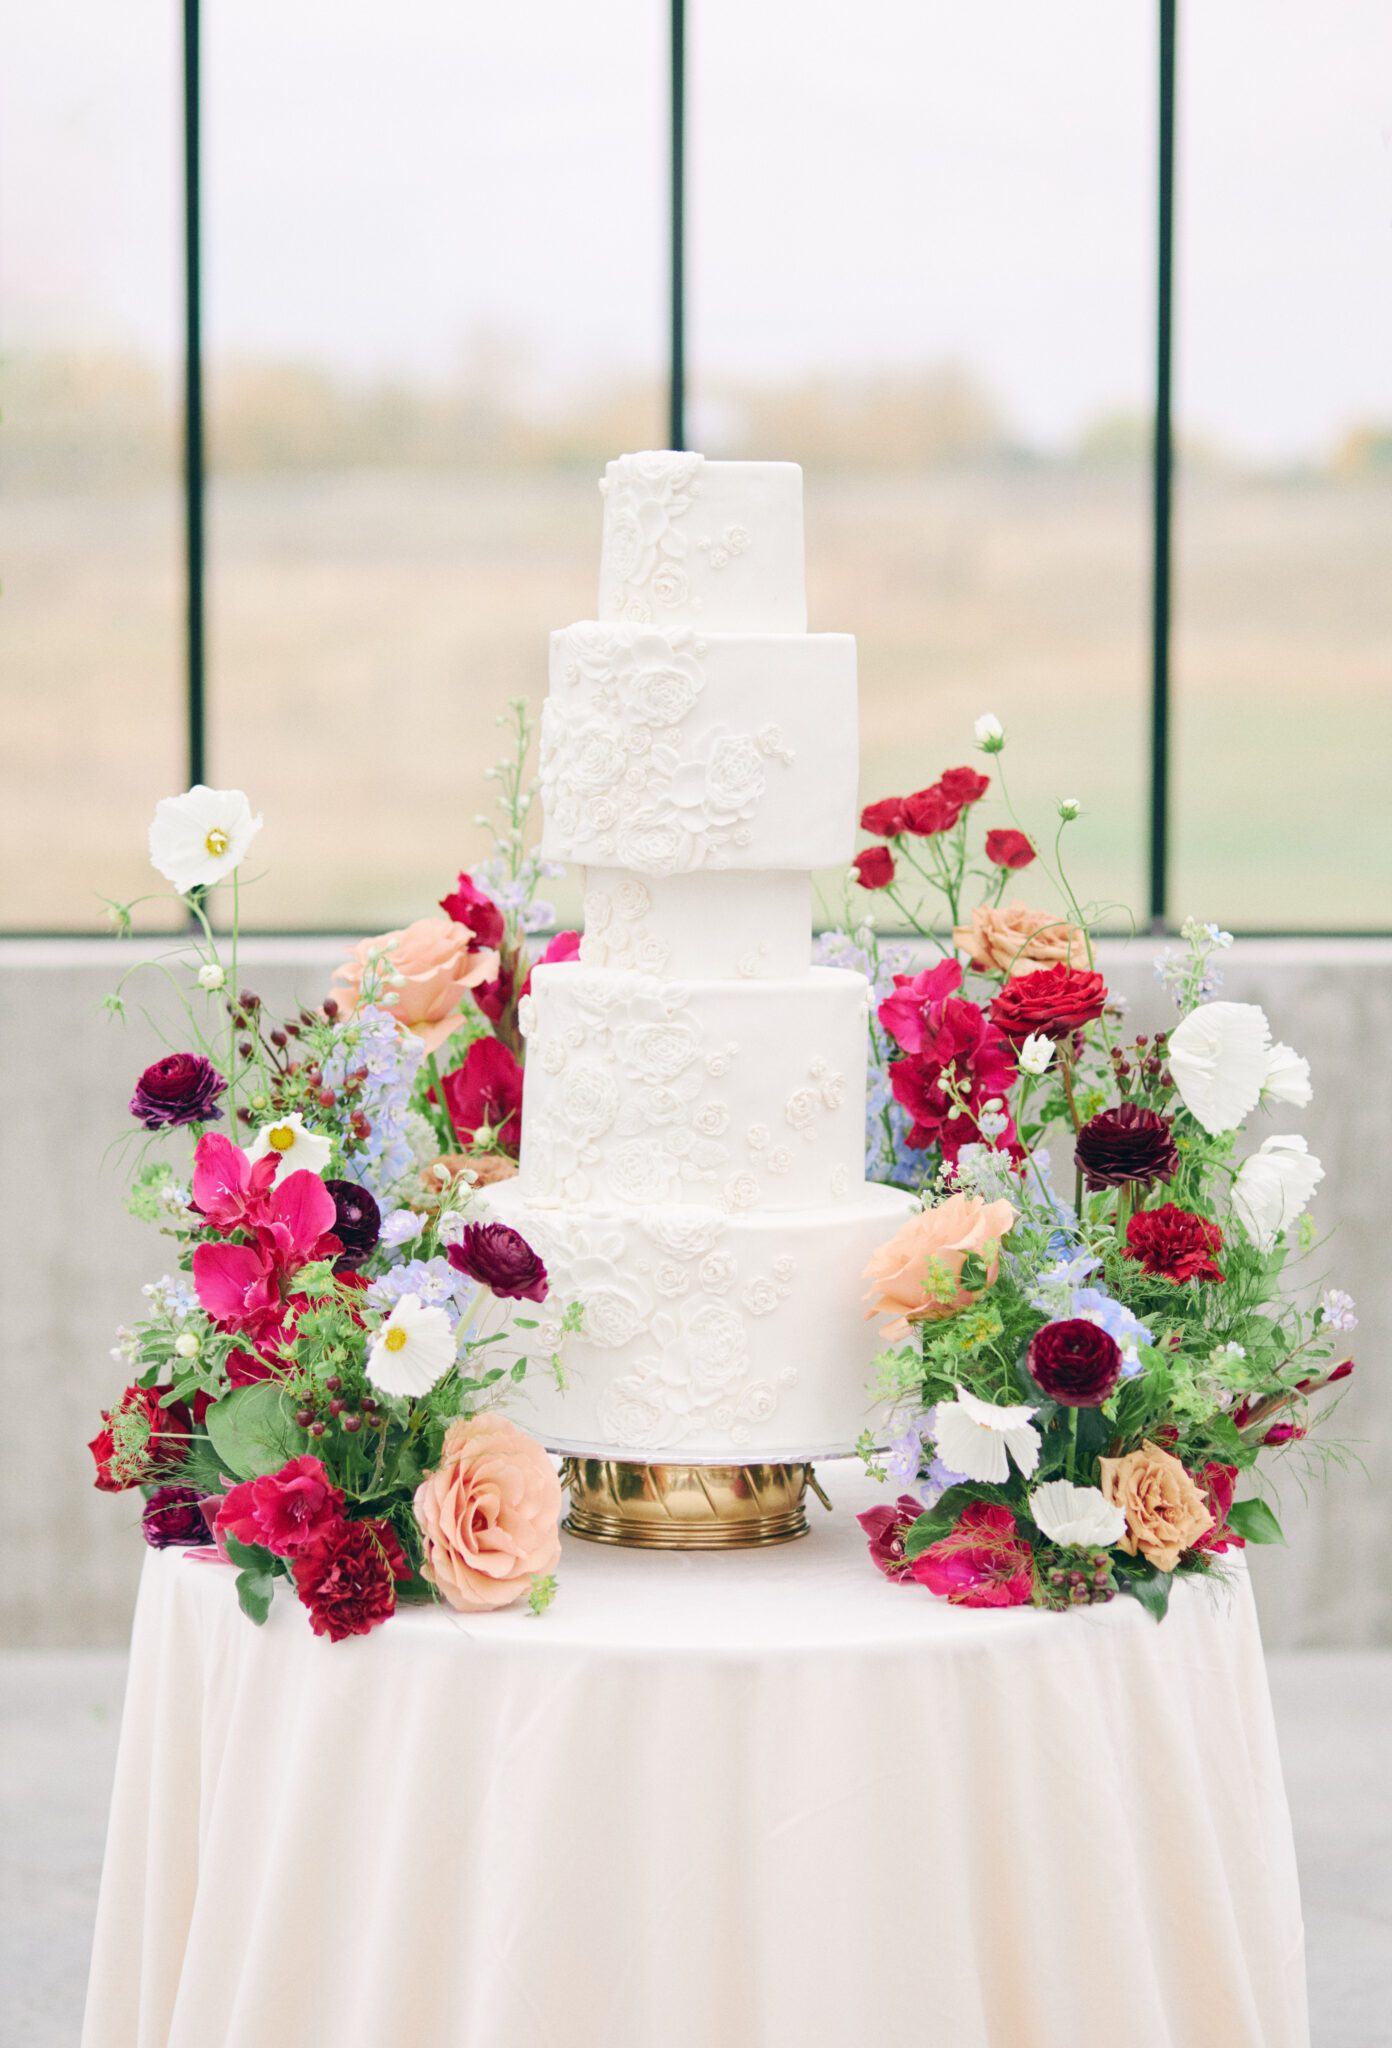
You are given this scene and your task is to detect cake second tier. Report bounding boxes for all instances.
[517,964,870,1211]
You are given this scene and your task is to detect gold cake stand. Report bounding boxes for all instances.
[560,1458,834,1550]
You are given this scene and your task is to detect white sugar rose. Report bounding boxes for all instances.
[697,1251,737,1293]
[581,1287,646,1349]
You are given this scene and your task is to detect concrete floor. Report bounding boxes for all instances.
[1,1653,1388,2047]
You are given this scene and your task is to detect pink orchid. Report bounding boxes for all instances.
[192,1133,277,1234]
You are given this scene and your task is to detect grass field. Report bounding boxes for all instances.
[3,466,1388,932]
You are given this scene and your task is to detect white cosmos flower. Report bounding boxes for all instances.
[1262,1041,1312,1109]
[1232,1134,1324,1251]
[148,786,262,895]
[1019,1032,1055,1076]
[1029,1479,1126,1550]
[246,1112,332,1184]
[932,1388,1040,1484]
[366,1294,455,1399]
[1167,1000,1271,1134]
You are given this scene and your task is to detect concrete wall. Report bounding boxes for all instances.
[4,934,1388,1648]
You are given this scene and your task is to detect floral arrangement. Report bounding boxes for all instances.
[841,715,1356,1619]
[92,705,581,1640]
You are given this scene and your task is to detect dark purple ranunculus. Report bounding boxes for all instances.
[141,1485,210,1548]
[129,1053,226,1130]
[446,1221,548,1303]
[324,1178,381,1269]
[1026,1318,1124,1407]
[1074,1103,1179,1190]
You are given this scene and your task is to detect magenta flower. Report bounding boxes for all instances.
[130,1052,226,1130]
[192,1132,277,1234]
[857,1495,924,1582]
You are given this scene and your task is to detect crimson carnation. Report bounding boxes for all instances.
[1075,1103,1179,1190]
[89,1385,191,1493]
[441,1036,524,1157]
[860,796,908,836]
[141,1485,210,1549]
[852,845,895,890]
[439,871,505,949]
[938,765,990,807]
[447,1220,549,1303]
[901,783,963,837]
[1027,1318,1124,1407]
[129,1052,226,1130]
[1124,1202,1224,1284]
[910,1501,1034,1608]
[989,961,1107,1043]
[857,1495,924,1582]
[984,827,1036,870]
[291,1516,410,1642]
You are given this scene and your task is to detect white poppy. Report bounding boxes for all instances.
[366,1294,455,1399]
[1232,1135,1324,1252]
[973,712,1004,751]
[1029,1479,1126,1550]
[1262,1041,1312,1109]
[246,1112,332,1184]
[148,786,262,895]
[932,1388,1040,1484]
[1167,1001,1271,1135]
[1019,1033,1055,1077]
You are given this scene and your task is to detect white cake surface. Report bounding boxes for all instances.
[490,451,916,1462]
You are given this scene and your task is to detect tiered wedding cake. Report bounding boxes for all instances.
[486,452,916,1461]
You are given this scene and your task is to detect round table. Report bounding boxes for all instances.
[82,1463,1308,2048]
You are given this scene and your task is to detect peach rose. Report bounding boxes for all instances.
[953,901,1089,978]
[1098,1441,1214,1572]
[422,1151,519,1194]
[863,1194,1017,1338]
[413,1414,562,1611]
[330,917,499,1054]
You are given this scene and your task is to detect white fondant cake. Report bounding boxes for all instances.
[492,452,916,1463]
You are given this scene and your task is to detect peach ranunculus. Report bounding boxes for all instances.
[330,918,499,1055]
[953,901,1090,978]
[413,1414,562,1611]
[863,1194,1017,1339]
[1098,1441,1214,1572]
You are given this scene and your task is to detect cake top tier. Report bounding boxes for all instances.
[598,453,807,633]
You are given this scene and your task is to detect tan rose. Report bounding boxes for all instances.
[1098,1441,1214,1572]
[863,1194,1017,1339]
[953,901,1089,977]
[422,1151,519,1194]
[330,917,499,1054]
[413,1414,562,1612]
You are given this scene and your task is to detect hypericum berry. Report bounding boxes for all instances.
[285,1021,301,1039]
[318,1089,336,1110]
[237,1107,253,1125]
[342,1414,362,1434]
[367,1412,385,1429]
[238,1040,253,1059]
[308,1420,326,1438]
[324,1376,342,1394]
[270,1027,288,1049]
[328,1398,346,1418]
[239,990,261,1012]
[295,1408,314,1428]
[322,997,339,1020]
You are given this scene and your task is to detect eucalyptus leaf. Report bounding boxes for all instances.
[1226,1497,1285,1545]
[205,1381,308,1482]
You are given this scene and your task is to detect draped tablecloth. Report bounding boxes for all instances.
[82,1461,1307,2048]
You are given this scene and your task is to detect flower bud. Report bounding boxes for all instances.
[973,712,1005,753]
[197,962,226,991]
[1058,797,1081,821]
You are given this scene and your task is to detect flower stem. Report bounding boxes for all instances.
[1067,1405,1080,1483]
[427,1052,461,1150]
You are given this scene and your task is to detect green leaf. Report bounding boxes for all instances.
[235,1569,275,1625]
[1226,1497,1285,1545]
[903,1483,1013,1559]
[205,1381,307,1482]
[1119,1566,1173,1623]
[223,1533,275,1574]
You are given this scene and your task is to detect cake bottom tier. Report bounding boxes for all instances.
[481,1180,918,1463]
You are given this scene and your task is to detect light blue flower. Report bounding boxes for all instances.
[1069,1287,1152,1376]
[322,1004,425,1203]
[367,1256,477,1328]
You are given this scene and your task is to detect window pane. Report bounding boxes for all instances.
[690,0,1154,926]
[204,2,665,928]
[1172,1,1392,928]
[0,5,184,930]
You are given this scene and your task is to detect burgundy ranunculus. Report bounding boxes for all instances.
[984,827,1036,870]
[901,783,964,837]
[447,1220,548,1303]
[129,1052,226,1130]
[441,1037,524,1157]
[852,845,895,890]
[1075,1104,1179,1190]
[291,1516,410,1642]
[141,1485,210,1549]
[1124,1202,1224,1283]
[857,1495,924,1582]
[439,871,506,949]
[1027,1317,1124,1407]
[910,1501,1034,1608]
[938,765,990,807]
[324,1178,381,1269]
[1191,1463,1244,1555]
[860,796,908,836]
[989,961,1108,1043]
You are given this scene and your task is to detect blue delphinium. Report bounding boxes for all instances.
[322,1003,425,1204]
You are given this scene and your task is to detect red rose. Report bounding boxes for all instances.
[1075,1104,1179,1190]
[860,796,908,836]
[441,1036,524,1158]
[1124,1203,1225,1284]
[439,872,505,950]
[1026,1318,1124,1407]
[902,783,963,837]
[911,1501,1034,1608]
[985,828,1036,870]
[989,962,1108,1042]
[938,765,990,807]
[857,1495,924,1582]
[89,1384,191,1493]
[291,1516,411,1642]
[1190,1463,1245,1555]
[852,846,896,890]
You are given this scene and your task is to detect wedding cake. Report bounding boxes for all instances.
[485,452,916,1461]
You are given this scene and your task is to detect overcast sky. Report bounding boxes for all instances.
[4,1,1389,458]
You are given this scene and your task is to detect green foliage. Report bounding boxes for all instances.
[903,1483,1016,1559]
[527,1573,558,1617]
[1226,1497,1285,1545]
[1116,1562,1174,1623]
[205,1382,308,1482]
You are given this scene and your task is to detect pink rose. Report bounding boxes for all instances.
[413,1414,562,1611]
[863,1193,1016,1338]
[330,917,500,1054]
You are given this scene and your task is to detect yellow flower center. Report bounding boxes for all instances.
[384,1326,408,1352]
[204,826,230,857]
[268,1126,296,1153]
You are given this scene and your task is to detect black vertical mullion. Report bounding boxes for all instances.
[1149,0,1177,931]
[182,0,206,791]
[668,0,686,450]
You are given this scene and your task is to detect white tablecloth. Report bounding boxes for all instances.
[82,1462,1307,2048]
